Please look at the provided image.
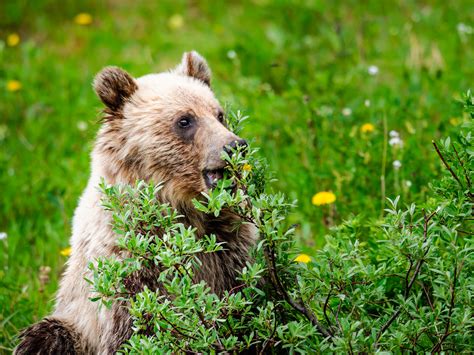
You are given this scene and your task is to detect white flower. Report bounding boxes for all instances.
[405,180,412,188]
[393,160,402,169]
[227,50,237,59]
[77,121,88,131]
[364,99,371,107]
[368,65,379,76]
[389,136,404,148]
[342,107,352,116]
[457,23,473,35]
[0,232,7,240]
[389,130,399,138]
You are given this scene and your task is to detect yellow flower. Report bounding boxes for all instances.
[168,14,184,30]
[360,123,375,133]
[294,254,311,263]
[7,33,20,47]
[242,164,252,172]
[74,13,93,26]
[312,191,336,206]
[6,80,22,92]
[449,117,460,126]
[60,247,72,256]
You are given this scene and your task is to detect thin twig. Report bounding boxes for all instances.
[323,286,334,330]
[432,141,464,189]
[431,263,458,352]
[452,144,472,190]
[375,210,437,347]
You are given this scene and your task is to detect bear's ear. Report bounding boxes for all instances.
[93,66,138,111]
[174,51,211,87]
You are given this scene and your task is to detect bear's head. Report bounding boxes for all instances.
[92,51,246,207]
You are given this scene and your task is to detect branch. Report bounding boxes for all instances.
[263,246,333,339]
[432,141,464,189]
[375,210,436,347]
[452,144,472,190]
[431,263,458,352]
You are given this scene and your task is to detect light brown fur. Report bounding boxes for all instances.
[16,51,256,354]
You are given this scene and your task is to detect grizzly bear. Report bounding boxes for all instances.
[15,51,256,354]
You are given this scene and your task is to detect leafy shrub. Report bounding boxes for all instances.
[90,96,473,353]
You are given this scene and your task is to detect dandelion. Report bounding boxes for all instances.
[74,13,93,26]
[227,50,237,59]
[7,33,20,47]
[368,65,379,76]
[6,80,22,92]
[342,107,352,116]
[77,121,88,131]
[60,246,72,256]
[364,99,371,107]
[360,123,375,133]
[242,163,252,172]
[0,232,7,241]
[312,191,336,206]
[294,254,311,263]
[168,14,184,30]
[393,160,402,170]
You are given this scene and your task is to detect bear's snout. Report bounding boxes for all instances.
[223,139,248,157]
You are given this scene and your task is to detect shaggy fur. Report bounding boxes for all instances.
[15,51,256,354]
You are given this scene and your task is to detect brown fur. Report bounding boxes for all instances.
[15,51,256,354]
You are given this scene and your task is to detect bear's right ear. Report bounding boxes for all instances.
[93,66,138,111]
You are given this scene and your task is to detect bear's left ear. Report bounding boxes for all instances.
[174,51,211,87]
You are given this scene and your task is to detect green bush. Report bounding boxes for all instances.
[91,95,473,353]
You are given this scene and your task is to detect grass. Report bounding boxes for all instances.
[0,0,473,350]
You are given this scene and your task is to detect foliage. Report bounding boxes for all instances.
[1,1,473,349]
[91,105,473,353]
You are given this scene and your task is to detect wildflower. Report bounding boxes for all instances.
[364,99,371,107]
[294,254,311,263]
[342,107,352,116]
[389,130,399,138]
[389,130,403,148]
[168,14,184,30]
[457,23,473,35]
[7,33,20,47]
[60,246,72,256]
[0,232,7,241]
[393,160,402,170]
[389,136,404,148]
[74,13,93,26]
[242,164,252,172]
[312,191,336,206]
[227,50,237,59]
[405,180,412,188]
[449,117,460,126]
[77,121,88,131]
[368,65,379,76]
[361,123,375,133]
[6,80,22,92]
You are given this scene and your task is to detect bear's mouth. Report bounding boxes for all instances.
[203,168,225,189]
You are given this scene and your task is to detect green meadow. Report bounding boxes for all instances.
[0,0,473,350]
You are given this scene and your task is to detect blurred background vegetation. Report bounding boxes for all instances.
[0,0,473,350]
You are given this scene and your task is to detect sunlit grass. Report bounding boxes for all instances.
[0,0,473,349]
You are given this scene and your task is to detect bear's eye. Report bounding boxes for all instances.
[178,115,193,128]
[217,112,224,124]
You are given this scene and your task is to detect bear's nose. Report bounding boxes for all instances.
[223,139,248,157]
